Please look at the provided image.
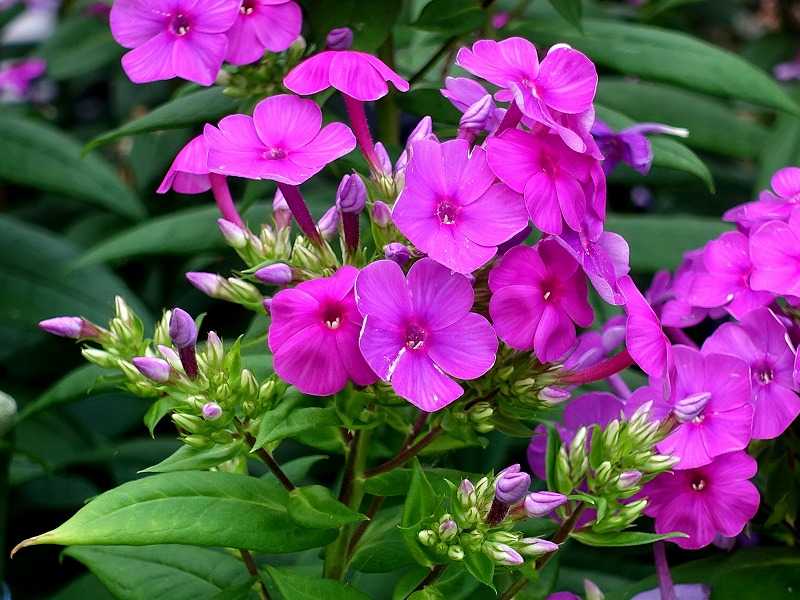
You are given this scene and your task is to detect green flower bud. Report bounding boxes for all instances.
[475,422,495,434]
[240,369,258,397]
[172,413,204,433]
[641,454,679,472]
[438,519,458,541]
[594,461,613,486]
[0,391,17,437]
[468,402,493,423]
[81,347,119,369]
[183,434,212,449]
[418,529,437,547]
[154,311,172,346]
[461,529,484,551]
[447,545,465,561]
[496,365,514,380]
[488,531,519,544]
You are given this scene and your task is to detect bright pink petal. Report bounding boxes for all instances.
[253,94,322,150]
[441,140,482,201]
[268,287,320,350]
[456,37,539,89]
[283,52,335,95]
[655,490,718,550]
[355,260,412,325]
[390,351,464,411]
[751,383,800,439]
[120,32,176,84]
[536,46,597,114]
[619,275,670,378]
[364,53,410,93]
[489,285,542,350]
[334,322,377,386]
[424,225,498,274]
[273,326,347,396]
[225,13,267,65]
[750,221,800,296]
[555,171,585,232]
[404,139,446,196]
[256,1,302,52]
[771,166,800,199]
[407,258,475,330]
[427,313,497,379]
[192,0,241,33]
[291,122,356,170]
[172,32,227,86]
[204,119,269,179]
[297,265,358,302]
[486,129,542,193]
[110,0,168,48]
[525,171,563,235]
[329,51,390,101]
[535,303,577,362]
[457,183,528,246]
[358,315,405,381]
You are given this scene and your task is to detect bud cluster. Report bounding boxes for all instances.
[222,36,307,100]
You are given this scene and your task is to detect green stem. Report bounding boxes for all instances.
[240,549,270,600]
[245,433,295,491]
[377,34,400,147]
[364,426,442,477]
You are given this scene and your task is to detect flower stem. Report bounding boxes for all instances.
[343,94,380,174]
[364,426,442,477]
[210,174,244,227]
[178,345,198,380]
[559,348,634,385]
[412,564,448,594]
[240,549,270,600]
[245,433,295,491]
[346,494,385,559]
[654,542,678,600]
[495,102,523,135]
[377,35,400,147]
[275,182,321,244]
[341,212,360,259]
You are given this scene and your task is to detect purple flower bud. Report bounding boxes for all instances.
[132,356,171,383]
[491,11,510,29]
[169,308,198,349]
[262,297,273,314]
[374,142,393,177]
[674,391,711,423]
[485,542,524,566]
[326,27,353,50]
[523,491,568,517]
[272,189,292,230]
[318,206,340,240]
[457,479,475,506]
[186,272,225,297]
[438,519,458,541]
[495,464,531,504]
[383,242,410,266]
[460,94,495,132]
[616,470,643,490]
[407,116,433,145]
[202,402,222,421]
[39,317,100,339]
[584,580,605,600]
[371,200,392,227]
[254,263,293,285]
[519,537,559,558]
[538,386,571,406]
[336,174,367,214]
[158,344,182,369]
[217,218,248,249]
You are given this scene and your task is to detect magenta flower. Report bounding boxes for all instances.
[724,167,800,231]
[687,231,773,319]
[440,77,505,134]
[225,0,301,65]
[204,94,356,184]
[157,134,211,194]
[392,139,528,274]
[110,0,239,86]
[591,120,688,175]
[0,58,45,99]
[750,207,800,297]
[648,251,711,329]
[775,53,800,81]
[556,229,630,305]
[702,307,800,440]
[489,239,593,362]
[487,129,605,237]
[355,258,497,411]
[456,37,597,152]
[642,451,759,549]
[618,275,672,378]
[268,266,377,396]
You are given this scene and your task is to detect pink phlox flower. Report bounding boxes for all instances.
[355,258,497,412]
[647,251,711,329]
[724,169,800,231]
[268,266,377,396]
[441,77,506,134]
[225,0,301,66]
[592,119,688,175]
[486,128,605,237]
[204,93,356,184]
[394,116,437,189]
[0,57,45,99]
[619,275,672,379]
[110,0,240,86]
[749,206,800,297]
[642,450,759,549]
[392,138,528,274]
[456,37,597,153]
[283,48,409,101]
[555,228,630,305]
[774,52,800,81]
[702,307,800,440]
[157,134,211,194]
[489,238,593,362]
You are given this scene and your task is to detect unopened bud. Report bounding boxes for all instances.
[488,531,519,544]
[169,307,197,349]
[336,174,367,214]
[318,206,340,240]
[460,94,495,132]
[0,391,17,437]
[674,391,711,423]
[438,519,458,541]
[217,218,248,249]
[202,402,222,421]
[39,316,102,340]
[483,542,523,566]
[620,498,648,520]
[495,464,530,504]
[373,142,393,177]
[81,347,117,369]
[114,296,134,323]
[519,537,559,558]
[594,461,613,485]
[512,377,537,396]
[255,263,293,285]
[418,529,437,547]
[538,386,571,406]
[457,479,476,507]
[326,26,353,50]
[584,579,605,600]
[447,545,465,561]
[383,242,410,265]
[523,491,568,517]
[616,470,643,490]
[183,434,211,449]
[461,529,484,550]
[371,201,392,227]
[570,427,587,456]
[173,412,203,432]
[272,189,292,231]
[132,357,171,383]
[186,272,225,297]
[641,454,680,472]
[205,331,224,367]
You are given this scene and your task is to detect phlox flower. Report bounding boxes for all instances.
[225,0,301,66]
[750,206,800,297]
[647,250,712,329]
[392,139,528,274]
[456,37,597,153]
[724,167,800,231]
[0,58,45,100]
[591,120,688,175]
[204,94,356,184]
[556,229,630,305]
[703,307,800,440]
[268,266,376,396]
[642,451,759,549]
[355,258,497,412]
[110,0,240,86]
[440,77,505,134]
[488,239,593,362]
[775,53,800,81]
[486,129,605,237]
[618,275,672,378]
[157,134,211,194]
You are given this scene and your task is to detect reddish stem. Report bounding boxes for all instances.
[276,182,321,244]
[178,345,198,380]
[495,102,523,134]
[210,174,244,227]
[654,541,678,600]
[341,211,360,258]
[560,348,634,385]
[342,94,379,173]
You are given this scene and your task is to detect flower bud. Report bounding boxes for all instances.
[488,531,519,544]
[169,307,197,349]
[262,297,273,314]
[418,529,437,546]
[538,386,571,406]
[457,479,476,507]
[584,579,605,600]
[641,454,680,472]
[371,200,392,227]
[438,519,458,541]
[202,402,222,421]
[336,174,367,214]
[620,498,648,520]
[205,331,224,368]
[255,263,293,285]
[616,470,643,491]
[483,542,523,566]
[447,545,465,561]
[475,422,495,433]
[594,461,613,486]
[114,296,134,323]
[186,272,225,297]
[468,401,493,423]
[373,142,393,177]
[173,412,203,432]
[184,434,212,449]
[158,344,182,370]
[461,529,484,550]
[217,218,248,249]
[495,464,531,504]
[570,427,587,457]
[523,491,568,517]
[272,189,292,230]
[318,206,340,240]
[132,357,171,383]
[326,26,353,50]
[81,347,118,369]
[518,537,559,558]
[460,94,495,132]
[383,242,410,266]
[674,391,711,423]
[227,278,263,305]
[39,316,102,340]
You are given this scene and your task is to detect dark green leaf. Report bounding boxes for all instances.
[257,406,341,446]
[85,88,238,152]
[0,115,144,219]
[50,575,115,600]
[16,364,110,423]
[265,566,370,600]
[143,397,182,437]
[513,19,800,114]
[756,111,800,190]
[546,0,582,31]
[545,425,560,493]
[463,549,495,591]
[365,467,472,497]
[350,507,416,573]
[64,545,255,600]
[287,485,366,529]
[13,471,336,554]
[414,0,485,35]
[38,17,121,80]
[141,441,247,473]
[396,87,459,124]
[570,530,686,547]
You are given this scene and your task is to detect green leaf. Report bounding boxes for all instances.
[143,397,182,437]
[0,217,152,362]
[570,530,686,547]
[546,0,582,31]
[38,17,121,80]
[265,566,370,600]
[756,111,800,190]
[12,471,336,555]
[400,459,440,568]
[63,545,255,600]
[256,406,341,446]
[463,549,495,591]
[595,105,714,191]
[365,467,472,497]
[414,0,485,35]
[350,506,416,573]
[604,213,730,271]
[597,79,768,159]
[287,485,366,529]
[16,364,110,423]
[512,19,800,115]
[395,87,460,124]
[141,441,247,473]
[85,87,238,151]
[0,115,144,219]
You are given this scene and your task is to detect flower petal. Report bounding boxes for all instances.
[427,313,497,379]
[390,350,464,411]
[407,258,475,329]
